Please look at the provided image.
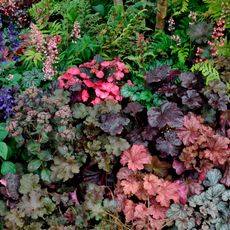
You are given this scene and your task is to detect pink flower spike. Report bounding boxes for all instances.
[81,89,89,102]
[67,67,80,75]
[96,71,104,78]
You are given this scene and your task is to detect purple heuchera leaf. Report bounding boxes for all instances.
[126,128,144,144]
[208,94,229,111]
[145,65,172,83]
[157,84,177,97]
[147,102,184,128]
[179,73,197,89]
[182,90,202,109]
[156,131,182,156]
[124,102,144,116]
[141,125,158,141]
[100,113,130,135]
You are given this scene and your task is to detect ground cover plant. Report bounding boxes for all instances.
[0,0,229,229]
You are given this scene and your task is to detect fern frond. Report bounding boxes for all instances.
[191,61,220,84]
[171,0,190,16]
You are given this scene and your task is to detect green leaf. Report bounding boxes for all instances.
[1,161,16,175]
[72,103,89,119]
[41,168,51,183]
[0,124,8,141]
[93,4,105,16]
[41,132,49,143]
[0,142,8,160]
[38,150,52,161]
[28,159,42,172]
[26,141,40,155]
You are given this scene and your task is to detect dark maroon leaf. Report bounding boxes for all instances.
[182,90,202,109]
[208,94,229,111]
[147,102,184,128]
[156,131,182,156]
[100,113,130,135]
[124,102,144,116]
[220,159,230,187]
[126,128,144,144]
[145,65,172,83]
[179,73,197,89]
[157,84,178,97]
[141,125,159,141]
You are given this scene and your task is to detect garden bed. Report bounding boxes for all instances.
[0,0,229,229]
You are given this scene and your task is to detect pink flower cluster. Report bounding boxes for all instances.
[30,23,46,53]
[195,47,205,63]
[58,58,129,104]
[30,23,61,80]
[208,18,225,57]
[43,35,61,80]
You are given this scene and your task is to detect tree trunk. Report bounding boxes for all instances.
[155,0,168,31]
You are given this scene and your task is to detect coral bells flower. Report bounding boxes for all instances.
[71,21,81,42]
[43,36,60,80]
[30,23,45,53]
[208,18,225,57]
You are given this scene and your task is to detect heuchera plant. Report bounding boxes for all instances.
[58,56,128,104]
[115,144,187,230]
[176,112,230,172]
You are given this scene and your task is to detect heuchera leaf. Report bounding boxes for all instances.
[145,156,170,177]
[179,73,197,89]
[143,174,161,196]
[201,134,230,165]
[156,131,182,156]
[100,113,130,135]
[208,94,229,111]
[181,90,202,109]
[145,65,172,83]
[124,102,144,116]
[148,102,183,128]
[123,199,135,222]
[221,159,230,187]
[120,144,152,171]
[176,113,207,145]
[156,181,181,207]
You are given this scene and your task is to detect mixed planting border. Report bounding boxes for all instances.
[0,0,229,229]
